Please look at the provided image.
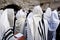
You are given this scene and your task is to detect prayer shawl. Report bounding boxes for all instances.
[27,12,34,40]
[0,9,10,31]
[0,9,15,40]
[44,8,52,40]
[27,5,47,40]
[7,9,14,27]
[44,8,59,31]
[0,10,3,18]
[16,9,27,33]
[50,10,59,31]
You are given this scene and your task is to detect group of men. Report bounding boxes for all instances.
[0,5,59,40]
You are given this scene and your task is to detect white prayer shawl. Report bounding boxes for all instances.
[0,9,10,31]
[49,10,59,31]
[33,6,43,40]
[16,9,27,19]
[0,24,16,40]
[0,23,5,40]
[27,12,34,40]
[33,16,43,40]
[9,36,16,40]
[6,9,14,27]
[0,10,3,18]
[43,19,49,40]
[27,5,47,40]
[0,10,4,40]
[44,8,52,22]
[0,9,15,40]
[16,9,26,33]
[44,8,52,31]
[44,8,52,40]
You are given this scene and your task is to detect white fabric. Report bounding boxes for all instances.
[44,7,52,22]
[16,9,27,19]
[0,23,5,40]
[44,8,52,31]
[33,5,43,40]
[9,36,16,40]
[27,5,48,40]
[33,5,43,18]
[0,24,15,40]
[0,10,3,18]
[49,10,59,31]
[0,9,15,40]
[6,9,14,27]
[15,9,26,33]
[44,7,52,40]
[27,12,33,19]
[44,19,49,40]
[27,12,34,40]
[44,8,59,40]
[51,10,59,40]
[0,9,10,31]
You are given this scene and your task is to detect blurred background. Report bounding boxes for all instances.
[0,0,60,10]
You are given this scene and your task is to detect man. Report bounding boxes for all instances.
[27,5,48,40]
[51,10,59,40]
[44,8,52,40]
[0,9,16,40]
[16,9,27,33]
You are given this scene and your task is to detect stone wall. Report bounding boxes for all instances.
[0,0,60,10]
